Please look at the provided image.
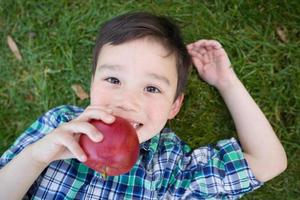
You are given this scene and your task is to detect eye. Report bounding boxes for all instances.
[104,77,120,85]
[145,86,161,93]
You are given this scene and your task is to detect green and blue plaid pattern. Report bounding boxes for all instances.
[0,105,262,199]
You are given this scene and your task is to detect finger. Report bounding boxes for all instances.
[213,47,227,58]
[59,151,74,160]
[186,43,194,50]
[188,50,205,62]
[189,45,213,66]
[207,50,213,63]
[199,48,207,55]
[188,43,209,56]
[202,53,210,64]
[60,134,87,162]
[205,45,214,51]
[204,40,222,49]
[192,39,209,48]
[76,107,115,124]
[85,105,113,114]
[187,48,198,56]
[187,42,200,50]
[212,40,223,49]
[194,39,222,49]
[191,56,204,73]
[61,121,103,142]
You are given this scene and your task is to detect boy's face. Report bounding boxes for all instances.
[90,38,183,143]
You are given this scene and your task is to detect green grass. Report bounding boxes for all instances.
[0,0,299,199]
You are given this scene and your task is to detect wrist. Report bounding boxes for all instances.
[216,73,241,93]
[26,144,50,169]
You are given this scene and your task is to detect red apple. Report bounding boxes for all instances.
[79,117,139,176]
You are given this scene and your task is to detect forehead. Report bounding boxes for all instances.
[96,38,177,79]
[98,37,175,62]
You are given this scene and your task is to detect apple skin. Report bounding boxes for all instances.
[79,117,139,176]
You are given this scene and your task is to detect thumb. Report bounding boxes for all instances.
[59,151,77,161]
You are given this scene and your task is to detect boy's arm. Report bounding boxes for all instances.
[0,106,114,199]
[187,40,287,182]
[0,144,47,199]
[217,77,287,182]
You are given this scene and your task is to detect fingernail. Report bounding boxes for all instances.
[80,155,87,162]
[95,134,103,142]
[107,115,115,123]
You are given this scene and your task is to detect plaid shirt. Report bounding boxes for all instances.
[0,105,262,199]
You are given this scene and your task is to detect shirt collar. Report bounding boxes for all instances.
[139,127,172,163]
[139,127,172,151]
[140,134,160,152]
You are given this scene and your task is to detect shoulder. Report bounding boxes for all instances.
[42,105,84,125]
[155,134,248,170]
[212,137,245,164]
[46,105,83,114]
[156,132,244,161]
[22,105,84,140]
[11,105,83,149]
[0,105,84,166]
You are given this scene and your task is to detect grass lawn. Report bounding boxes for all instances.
[0,0,299,199]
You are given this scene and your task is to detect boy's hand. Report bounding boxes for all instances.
[29,106,115,166]
[187,40,238,90]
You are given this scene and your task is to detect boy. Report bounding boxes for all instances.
[0,12,287,199]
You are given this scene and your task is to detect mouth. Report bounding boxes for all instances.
[130,122,143,130]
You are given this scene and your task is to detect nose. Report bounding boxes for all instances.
[113,89,141,113]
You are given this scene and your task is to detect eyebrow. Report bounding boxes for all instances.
[147,73,170,86]
[98,64,123,71]
[98,64,171,86]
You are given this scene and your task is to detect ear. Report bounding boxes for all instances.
[168,94,184,119]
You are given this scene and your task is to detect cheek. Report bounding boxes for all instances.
[144,98,172,121]
[90,86,111,106]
